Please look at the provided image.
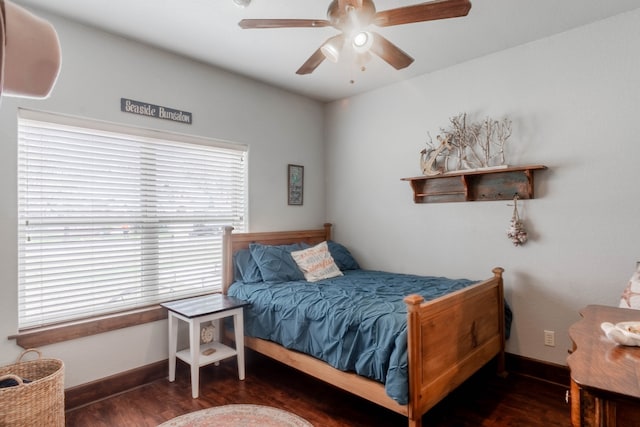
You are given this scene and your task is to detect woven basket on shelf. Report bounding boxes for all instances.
[0,348,65,427]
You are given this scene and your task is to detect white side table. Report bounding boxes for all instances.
[161,294,249,398]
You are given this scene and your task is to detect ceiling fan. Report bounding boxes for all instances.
[238,0,472,75]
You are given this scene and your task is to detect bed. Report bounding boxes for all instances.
[222,224,507,427]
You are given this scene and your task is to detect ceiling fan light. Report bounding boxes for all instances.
[321,37,343,63]
[321,44,340,63]
[352,31,373,53]
[353,31,368,47]
[233,0,251,7]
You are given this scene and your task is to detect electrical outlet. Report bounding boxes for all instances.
[544,330,555,347]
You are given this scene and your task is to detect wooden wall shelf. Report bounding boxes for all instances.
[401,165,547,203]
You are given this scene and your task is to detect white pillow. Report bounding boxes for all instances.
[620,264,640,310]
[291,241,343,283]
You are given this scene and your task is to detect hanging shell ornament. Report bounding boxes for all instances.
[507,195,527,246]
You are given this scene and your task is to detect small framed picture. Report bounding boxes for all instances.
[287,164,304,206]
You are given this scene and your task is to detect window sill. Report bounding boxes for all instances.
[8,306,168,349]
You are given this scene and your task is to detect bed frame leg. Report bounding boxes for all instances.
[496,351,508,378]
[492,267,508,379]
[408,417,422,427]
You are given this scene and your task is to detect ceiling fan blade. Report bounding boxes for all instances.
[239,19,331,29]
[296,48,326,75]
[374,0,471,27]
[369,32,414,70]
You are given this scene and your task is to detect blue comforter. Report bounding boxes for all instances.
[228,269,485,405]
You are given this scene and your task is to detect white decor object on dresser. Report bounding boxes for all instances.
[619,263,640,310]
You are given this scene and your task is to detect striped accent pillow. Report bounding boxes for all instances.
[291,241,343,283]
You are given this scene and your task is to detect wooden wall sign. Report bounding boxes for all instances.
[120,98,192,124]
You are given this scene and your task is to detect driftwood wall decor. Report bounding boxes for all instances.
[421,113,512,176]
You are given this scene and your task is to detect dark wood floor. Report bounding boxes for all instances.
[65,350,571,427]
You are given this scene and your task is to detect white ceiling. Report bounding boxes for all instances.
[14,0,640,102]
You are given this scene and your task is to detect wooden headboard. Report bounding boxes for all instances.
[222,223,332,295]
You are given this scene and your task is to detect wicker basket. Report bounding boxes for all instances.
[0,348,65,427]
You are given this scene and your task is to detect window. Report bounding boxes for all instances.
[17,110,248,329]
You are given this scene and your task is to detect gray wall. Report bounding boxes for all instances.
[325,9,640,366]
[0,9,325,387]
[2,4,639,390]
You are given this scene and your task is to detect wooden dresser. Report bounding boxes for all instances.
[567,305,640,427]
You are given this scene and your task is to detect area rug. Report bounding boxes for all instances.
[157,404,313,427]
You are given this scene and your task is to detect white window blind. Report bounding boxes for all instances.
[17,111,248,329]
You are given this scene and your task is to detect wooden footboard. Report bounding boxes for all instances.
[222,225,505,427]
[404,267,505,426]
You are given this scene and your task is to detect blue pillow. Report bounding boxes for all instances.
[327,240,360,271]
[249,243,308,282]
[233,248,263,283]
